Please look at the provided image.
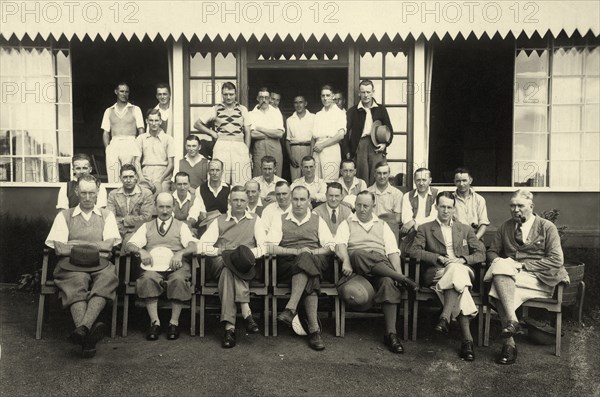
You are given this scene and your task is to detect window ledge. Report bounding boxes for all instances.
[0,182,122,189]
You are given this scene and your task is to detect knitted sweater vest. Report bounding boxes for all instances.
[199,183,230,213]
[280,213,320,249]
[215,214,257,251]
[408,188,438,218]
[145,219,185,252]
[62,208,109,241]
[347,219,386,256]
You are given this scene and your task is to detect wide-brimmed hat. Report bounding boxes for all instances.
[222,245,256,281]
[336,274,376,311]
[198,210,222,228]
[370,120,392,146]
[60,244,110,272]
[141,246,174,271]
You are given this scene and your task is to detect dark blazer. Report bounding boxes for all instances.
[342,101,393,159]
[409,220,486,266]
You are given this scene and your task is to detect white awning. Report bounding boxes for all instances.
[2,1,598,42]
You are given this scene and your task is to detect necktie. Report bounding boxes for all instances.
[159,221,166,234]
[515,223,524,245]
[331,209,337,224]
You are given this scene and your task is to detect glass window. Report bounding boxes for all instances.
[190,53,211,77]
[360,53,383,77]
[385,52,407,77]
[214,53,236,76]
[384,79,407,105]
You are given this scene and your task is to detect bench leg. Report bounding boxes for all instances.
[190,295,196,337]
[412,300,419,341]
[484,305,491,347]
[272,297,278,337]
[199,295,205,337]
[577,281,585,325]
[403,299,409,341]
[335,297,340,337]
[111,296,118,338]
[555,311,562,357]
[477,304,484,347]
[36,294,46,340]
[122,295,129,337]
[340,300,345,337]
[263,295,269,337]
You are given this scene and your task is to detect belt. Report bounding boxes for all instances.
[290,142,311,146]
[217,134,244,142]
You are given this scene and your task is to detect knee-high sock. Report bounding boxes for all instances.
[70,301,87,327]
[440,289,460,320]
[286,273,308,312]
[81,297,106,329]
[493,275,518,322]
[382,303,398,335]
[304,293,319,334]
[458,315,473,341]
[241,303,252,319]
[170,301,183,326]
[146,298,160,326]
[495,301,516,347]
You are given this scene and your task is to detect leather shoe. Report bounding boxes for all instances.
[434,317,450,335]
[308,331,325,351]
[277,308,296,327]
[501,320,523,338]
[384,333,404,354]
[167,324,180,340]
[460,340,475,361]
[222,329,236,348]
[82,322,105,359]
[146,323,161,341]
[497,344,518,365]
[68,325,89,346]
[245,315,260,334]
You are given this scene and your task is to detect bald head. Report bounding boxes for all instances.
[156,192,174,220]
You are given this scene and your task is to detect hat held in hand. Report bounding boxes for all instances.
[370,120,392,146]
[60,244,109,272]
[337,274,375,311]
[222,245,256,281]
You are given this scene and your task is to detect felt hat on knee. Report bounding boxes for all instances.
[60,244,110,272]
[336,274,375,312]
[222,245,256,281]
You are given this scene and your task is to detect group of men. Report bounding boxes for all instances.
[45,79,567,366]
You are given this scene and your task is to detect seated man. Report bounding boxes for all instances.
[45,175,121,358]
[198,186,267,348]
[252,155,284,205]
[485,189,568,365]
[337,159,367,209]
[126,193,198,341]
[291,156,327,207]
[245,180,264,216]
[312,182,352,237]
[187,159,231,230]
[368,161,403,243]
[453,167,490,240]
[409,192,486,361]
[106,163,154,246]
[261,181,292,235]
[179,135,209,189]
[56,153,107,210]
[335,191,417,354]
[267,186,335,351]
[172,172,196,224]
[400,167,438,254]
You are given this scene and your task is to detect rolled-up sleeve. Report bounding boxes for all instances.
[179,223,198,248]
[266,215,283,246]
[127,223,148,249]
[197,219,219,256]
[100,108,111,132]
[45,212,69,248]
[334,220,350,246]
[187,187,206,221]
[317,217,335,251]
[133,106,145,129]
[252,216,267,258]
[382,222,400,256]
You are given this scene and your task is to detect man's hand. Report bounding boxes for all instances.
[313,142,323,153]
[140,250,153,266]
[397,276,419,291]
[290,158,299,168]
[298,247,312,254]
[342,260,353,277]
[169,252,184,271]
[374,143,386,153]
[53,241,71,256]
[401,220,416,234]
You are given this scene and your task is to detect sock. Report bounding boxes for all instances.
[224,321,235,331]
[81,297,106,329]
[146,298,160,326]
[70,301,87,327]
[170,301,183,326]
[458,315,473,342]
[440,289,459,320]
[304,293,319,333]
[286,273,308,312]
[493,276,518,322]
[382,303,397,335]
[241,303,252,319]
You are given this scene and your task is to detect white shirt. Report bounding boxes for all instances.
[313,105,346,142]
[149,104,172,136]
[401,188,438,227]
[286,111,315,143]
[100,102,144,132]
[335,214,400,256]
[519,214,536,244]
[56,183,108,210]
[291,177,327,203]
[128,217,197,250]
[247,198,263,214]
[358,100,379,137]
[187,181,229,221]
[197,210,267,258]
[436,218,456,258]
[249,104,284,133]
[183,153,207,167]
[260,202,292,235]
[173,190,193,209]
[252,175,285,200]
[45,205,122,248]
[266,209,335,251]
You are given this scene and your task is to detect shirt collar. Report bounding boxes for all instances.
[72,205,102,217]
[172,190,192,206]
[156,216,173,228]
[436,218,454,227]
[110,102,134,109]
[339,176,361,189]
[207,181,229,195]
[291,110,312,120]
[357,100,379,110]
[412,188,433,198]
[226,210,254,222]
[518,214,536,228]
[455,188,476,199]
[184,153,206,162]
[116,185,141,196]
[348,213,382,227]
[371,183,392,194]
[145,130,166,140]
[285,209,312,225]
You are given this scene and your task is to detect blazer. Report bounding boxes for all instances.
[342,101,393,159]
[409,220,486,266]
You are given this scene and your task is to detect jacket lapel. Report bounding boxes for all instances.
[451,224,463,255]
[431,222,446,248]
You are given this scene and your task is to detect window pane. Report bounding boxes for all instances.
[551,133,581,161]
[515,49,548,77]
[387,107,406,132]
[581,161,600,187]
[55,50,70,76]
[214,53,236,76]
[514,133,548,161]
[514,106,548,132]
[43,157,59,182]
[553,48,583,76]
[388,161,406,179]
[515,77,548,105]
[385,52,407,77]
[190,106,213,130]
[57,104,71,131]
[551,105,581,132]
[56,77,72,103]
[370,79,382,103]
[0,156,10,181]
[585,47,599,76]
[584,105,600,131]
[552,77,582,104]
[190,53,211,77]
[585,77,599,103]
[513,160,548,187]
[0,131,9,155]
[384,79,407,105]
[58,130,72,157]
[190,80,214,105]
[550,160,579,187]
[387,134,407,160]
[360,53,382,77]
[582,133,600,160]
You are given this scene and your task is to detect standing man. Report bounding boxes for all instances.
[343,80,393,185]
[56,153,108,210]
[400,168,438,253]
[261,181,292,235]
[312,182,352,237]
[335,191,418,354]
[101,82,145,182]
[333,89,346,111]
[409,192,486,361]
[312,84,346,182]
[245,180,264,216]
[194,82,252,186]
[249,87,285,177]
[126,193,197,341]
[337,159,367,209]
[267,186,336,350]
[368,161,403,242]
[179,135,209,189]
[291,156,327,206]
[134,109,175,195]
[453,167,490,240]
[171,172,196,226]
[285,96,315,180]
[106,163,154,246]
[187,159,231,227]
[252,155,285,205]
[45,175,121,358]
[149,83,172,136]
[198,186,267,348]
[485,189,567,365]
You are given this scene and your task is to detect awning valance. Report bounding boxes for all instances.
[2,1,598,42]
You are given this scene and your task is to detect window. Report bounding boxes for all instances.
[0,45,72,182]
[514,45,599,189]
[360,50,410,187]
